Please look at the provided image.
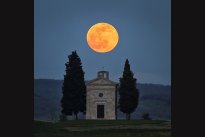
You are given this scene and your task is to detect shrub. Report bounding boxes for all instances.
[142,112,152,120]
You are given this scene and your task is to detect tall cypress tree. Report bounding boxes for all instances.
[118,59,139,120]
[61,51,86,120]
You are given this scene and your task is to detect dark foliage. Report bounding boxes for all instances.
[118,59,139,120]
[142,112,152,120]
[61,51,86,119]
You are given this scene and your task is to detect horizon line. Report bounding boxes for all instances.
[34,78,171,86]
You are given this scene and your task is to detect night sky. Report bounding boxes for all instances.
[34,0,171,85]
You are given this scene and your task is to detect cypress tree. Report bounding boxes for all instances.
[61,51,86,120]
[118,59,139,120]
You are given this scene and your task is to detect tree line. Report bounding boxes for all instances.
[61,51,139,120]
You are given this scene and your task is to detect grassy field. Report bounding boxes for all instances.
[34,120,171,137]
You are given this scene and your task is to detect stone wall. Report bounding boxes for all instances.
[86,79,116,120]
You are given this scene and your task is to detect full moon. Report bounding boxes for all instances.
[86,22,119,53]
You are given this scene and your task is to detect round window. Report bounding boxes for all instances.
[99,93,103,97]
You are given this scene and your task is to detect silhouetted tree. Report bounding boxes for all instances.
[118,59,139,120]
[61,51,86,120]
[142,112,151,120]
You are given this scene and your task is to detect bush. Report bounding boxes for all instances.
[142,112,152,120]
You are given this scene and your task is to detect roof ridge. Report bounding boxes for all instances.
[86,77,117,85]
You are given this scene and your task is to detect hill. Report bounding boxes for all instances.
[34,79,171,121]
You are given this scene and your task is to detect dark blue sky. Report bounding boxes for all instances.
[34,0,171,85]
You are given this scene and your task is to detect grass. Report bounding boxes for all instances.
[34,120,171,137]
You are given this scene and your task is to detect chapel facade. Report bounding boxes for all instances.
[86,71,117,120]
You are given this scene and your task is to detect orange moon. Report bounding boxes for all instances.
[86,22,119,53]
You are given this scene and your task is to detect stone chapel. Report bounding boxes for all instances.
[86,71,117,120]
